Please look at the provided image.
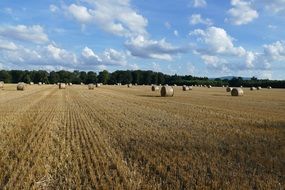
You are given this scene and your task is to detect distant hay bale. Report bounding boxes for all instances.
[38,82,42,85]
[69,83,72,86]
[59,83,66,89]
[222,85,225,88]
[96,83,101,87]
[240,85,243,88]
[208,85,212,88]
[189,86,193,90]
[226,87,233,92]
[161,86,174,97]
[30,82,34,85]
[174,84,177,86]
[0,81,4,89]
[257,86,262,90]
[231,88,244,96]
[250,87,256,90]
[127,84,132,88]
[151,85,159,91]
[17,82,25,91]
[88,84,94,90]
[182,85,189,91]
[80,82,84,85]
[267,86,272,89]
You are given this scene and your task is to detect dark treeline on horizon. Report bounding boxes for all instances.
[0,69,284,88]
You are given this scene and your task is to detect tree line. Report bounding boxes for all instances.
[0,70,284,88]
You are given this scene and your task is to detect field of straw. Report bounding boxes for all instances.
[0,84,284,189]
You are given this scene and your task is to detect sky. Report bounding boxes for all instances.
[0,0,284,79]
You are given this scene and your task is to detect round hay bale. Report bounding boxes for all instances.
[189,86,193,90]
[231,88,244,96]
[96,83,101,87]
[182,85,189,91]
[250,87,256,91]
[38,82,42,85]
[208,85,212,88]
[257,86,262,90]
[161,86,174,97]
[0,81,4,89]
[69,83,72,86]
[226,87,233,92]
[30,82,34,85]
[80,82,84,85]
[267,86,272,89]
[59,83,66,89]
[88,84,94,90]
[127,84,132,88]
[151,85,159,91]
[17,82,25,91]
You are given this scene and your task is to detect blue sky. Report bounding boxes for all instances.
[0,0,284,79]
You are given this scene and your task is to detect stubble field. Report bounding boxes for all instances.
[0,84,284,189]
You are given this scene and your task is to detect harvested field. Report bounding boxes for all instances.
[0,84,284,189]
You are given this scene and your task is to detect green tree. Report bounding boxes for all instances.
[49,71,60,84]
[98,70,110,84]
[86,71,97,84]
[0,70,11,83]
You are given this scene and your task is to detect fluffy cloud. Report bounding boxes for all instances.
[81,46,127,66]
[263,41,285,61]
[67,4,93,23]
[227,0,258,25]
[47,44,78,65]
[49,4,59,13]
[0,25,49,44]
[189,14,213,26]
[190,26,257,70]
[191,0,207,8]
[190,27,246,56]
[125,35,188,61]
[0,41,130,70]
[66,0,148,37]
[0,38,18,50]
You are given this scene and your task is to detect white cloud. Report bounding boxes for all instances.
[263,41,285,61]
[164,21,171,29]
[67,4,93,23]
[49,4,59,13]
[189,14,213,26]
[262,0,285,14]
[81,46,127,66]
[190,26,259,71]
[226,0,258,25]
[0,38,18,50]
[190,26,246,56]
[191,0,207,8]
[47,44,78,65]
[174,30,179,36]
[125,35,188,61]
[66,0,148,37]
[0,25,49,44]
